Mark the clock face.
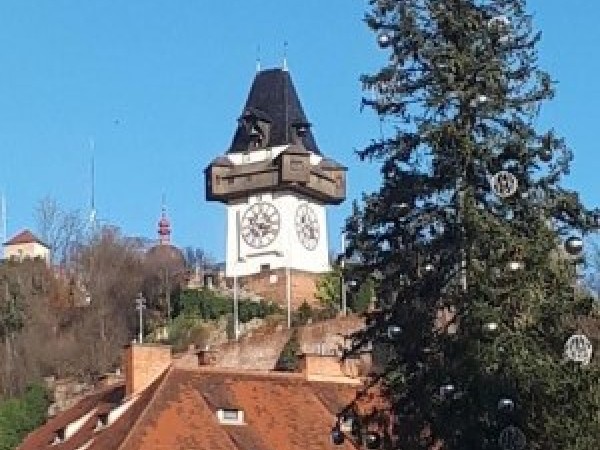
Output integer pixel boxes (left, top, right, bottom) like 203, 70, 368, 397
240, 202, 281, 249
295, 203, 320, 251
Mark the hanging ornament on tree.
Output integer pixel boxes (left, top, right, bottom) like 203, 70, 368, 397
539, 148, 552, 162
439, 384, 458, 400
498, 426, 526, 450
330, 424, 345, 445
488, 15, 511, 44
423, 263, 434, 273
387, 325, 402, 341
377, 31, 392, 48
564, 236, 584, 256
469, 94, 488, 107
394, 202, 411, 217
528, 187, 545, 203
507, 260, 524, 271
497, 398, 515, 413
483, 321, 499, 335
589, 210, 600, 229
364, 432, 381, 449
488, 15, 510, 29
491, 171, 518, 198
564, 334, 593, 366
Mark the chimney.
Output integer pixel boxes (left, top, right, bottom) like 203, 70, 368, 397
122, 343, 171, 396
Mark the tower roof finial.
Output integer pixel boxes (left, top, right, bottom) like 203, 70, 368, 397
256, 45, 261, 72
282, 41, 288, 72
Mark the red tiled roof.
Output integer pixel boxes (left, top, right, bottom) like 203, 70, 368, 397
119, 368, 363, 450
19, 366, 387, 450
3, 229, 49, 247
18, 383, 126, 450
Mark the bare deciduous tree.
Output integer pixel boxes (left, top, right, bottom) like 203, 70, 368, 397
35, 197, 86, 266
0, 223, 163, 401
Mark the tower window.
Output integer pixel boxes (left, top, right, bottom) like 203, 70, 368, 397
290, 159, 304, 171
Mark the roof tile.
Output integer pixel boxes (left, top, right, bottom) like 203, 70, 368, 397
19, 366, 385, 450
228, 68, 321, 155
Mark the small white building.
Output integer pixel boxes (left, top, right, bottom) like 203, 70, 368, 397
2, 229, 50, 263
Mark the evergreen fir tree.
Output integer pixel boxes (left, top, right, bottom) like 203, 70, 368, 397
345, 1, 600, 448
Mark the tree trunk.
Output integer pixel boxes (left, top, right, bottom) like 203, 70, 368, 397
4, 334, 12, 397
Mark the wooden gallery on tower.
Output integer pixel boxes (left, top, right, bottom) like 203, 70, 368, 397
205, 67, 347, 309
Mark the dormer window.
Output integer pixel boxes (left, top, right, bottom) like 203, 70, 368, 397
217, 408, 245, 425
51, 428, 65, 445
292, 122, 310, 137
249, 124, 262, 146
95, 413, 109, 431
240, 109, 271, 149
292, 121, 311, 144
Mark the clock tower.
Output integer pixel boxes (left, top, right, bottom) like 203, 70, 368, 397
205, 67, 346, 307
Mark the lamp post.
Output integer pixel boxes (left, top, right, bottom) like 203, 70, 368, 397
134, 293, 146, 344
233, 211, 241, 340
286, 223, 293, 328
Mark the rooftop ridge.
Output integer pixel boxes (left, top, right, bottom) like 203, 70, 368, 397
103, 366, 172, 450
174, 365, 307, 379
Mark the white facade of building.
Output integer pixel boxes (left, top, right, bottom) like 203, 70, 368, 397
224, 145, 330, 277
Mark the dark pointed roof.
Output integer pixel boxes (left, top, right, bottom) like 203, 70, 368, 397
228, 68, 321, 155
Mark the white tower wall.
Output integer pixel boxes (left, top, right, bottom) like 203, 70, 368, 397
223, 144, 331, 278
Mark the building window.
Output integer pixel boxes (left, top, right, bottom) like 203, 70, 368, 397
269, 274, 278, 284
95, 413, 109, 431
260, 264, 270, 272
228, 177, 235, 185
218, 408, 244, 425
51, 428, 65, 445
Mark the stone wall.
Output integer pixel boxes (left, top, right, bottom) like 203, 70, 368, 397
298, 315, 365, 355
232, 268, 321, 309
174, 315, 366, 372
211, 325, 292, 370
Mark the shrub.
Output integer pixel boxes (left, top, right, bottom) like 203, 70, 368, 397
174, 289, 283, 323
0, 383, 50, 450
274, 329, 300, 372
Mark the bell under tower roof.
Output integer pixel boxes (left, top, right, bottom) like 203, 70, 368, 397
228, 68, 321, 155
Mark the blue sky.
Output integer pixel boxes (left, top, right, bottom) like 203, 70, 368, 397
0, 1, 598, 261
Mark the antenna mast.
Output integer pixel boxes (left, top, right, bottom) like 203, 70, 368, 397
89, 138, 97, 230
0, 193, 6, 258
283, 41, 289, 141
282, 41, 288, 71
